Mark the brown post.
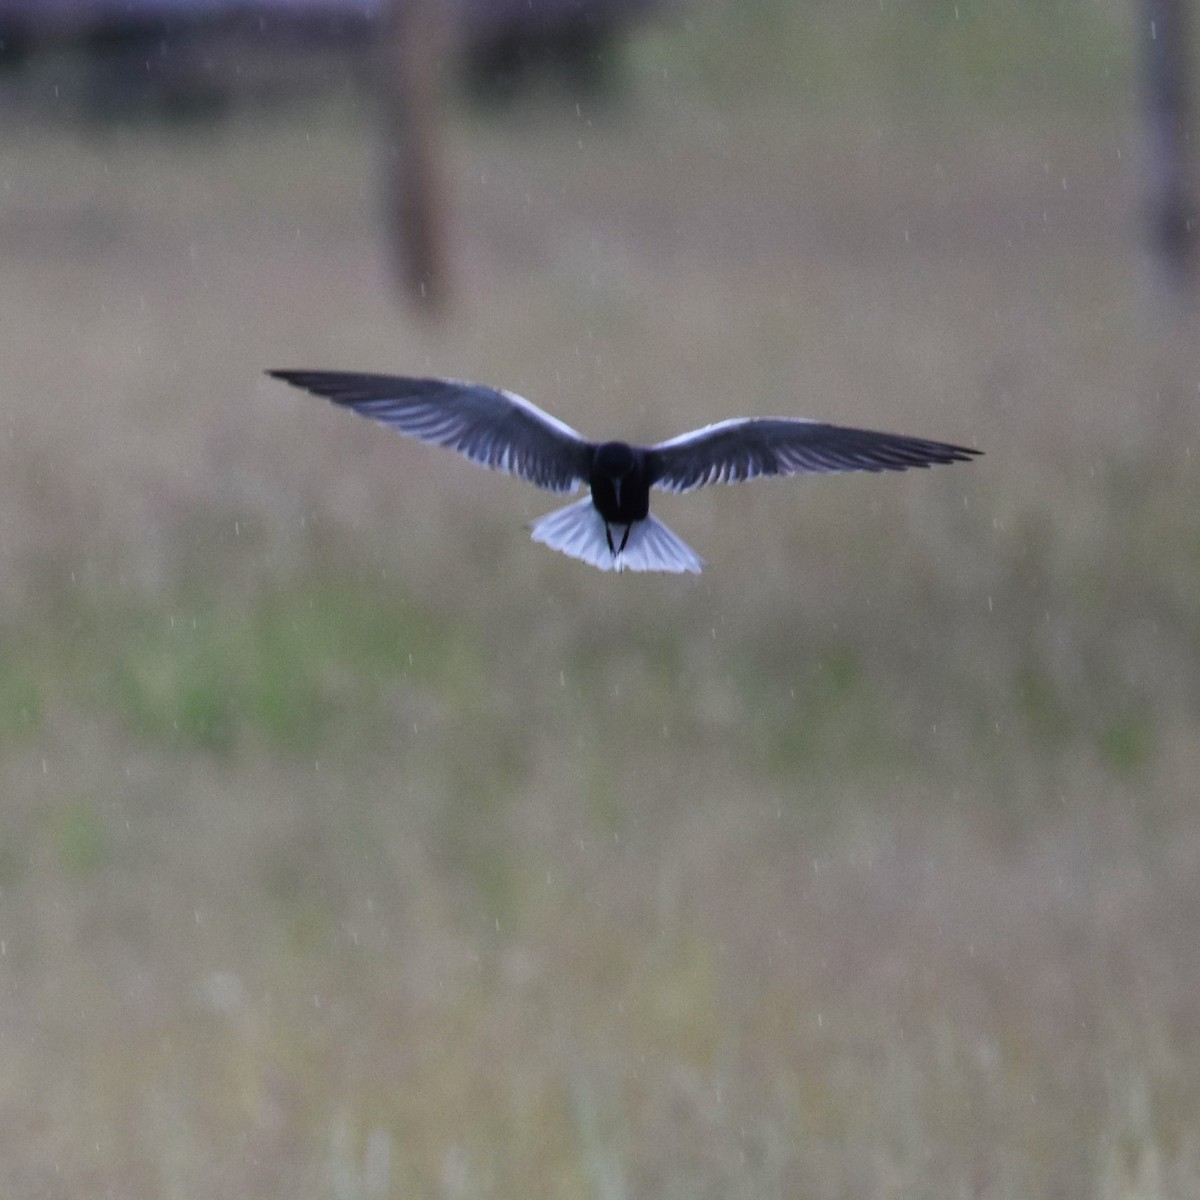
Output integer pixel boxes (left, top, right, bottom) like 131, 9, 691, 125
381, 0, 452, 314
1139, 0, 1197, 300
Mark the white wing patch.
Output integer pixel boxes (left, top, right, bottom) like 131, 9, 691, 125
498, 388, 589, 442
651, 416, 816, 450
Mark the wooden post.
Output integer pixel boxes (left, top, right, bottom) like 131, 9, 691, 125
1139, 0, 1197, 300
381, 0, 452, 314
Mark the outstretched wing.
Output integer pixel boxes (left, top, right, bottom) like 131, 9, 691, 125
648, 418, 981, 493
268, 370, 593, 494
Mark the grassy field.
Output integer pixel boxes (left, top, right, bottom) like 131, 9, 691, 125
3, 1, 1200, 1196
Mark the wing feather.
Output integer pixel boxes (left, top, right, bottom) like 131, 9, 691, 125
648, 418, 980, 493
268, 370, 592, 494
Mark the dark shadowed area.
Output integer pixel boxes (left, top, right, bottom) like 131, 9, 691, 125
1, 1, 1199, 1196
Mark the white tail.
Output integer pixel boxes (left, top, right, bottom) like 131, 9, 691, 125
529, 498, 703, 574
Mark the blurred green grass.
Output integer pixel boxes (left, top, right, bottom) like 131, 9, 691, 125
2, 0, 1200, 1196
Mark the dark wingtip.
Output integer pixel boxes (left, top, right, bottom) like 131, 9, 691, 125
265, 370, 353, 403
931, 443, 983, 465
266, 369, 307, 385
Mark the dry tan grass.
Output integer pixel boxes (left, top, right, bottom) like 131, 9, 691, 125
2, 3, 1199, 1196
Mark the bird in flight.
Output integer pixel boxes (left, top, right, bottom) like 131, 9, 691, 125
268, 369, 980, 574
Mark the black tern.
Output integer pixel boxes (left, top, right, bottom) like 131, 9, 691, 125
268, 369, 981, 573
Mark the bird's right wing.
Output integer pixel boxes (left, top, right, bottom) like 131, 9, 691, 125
268, 370, 594, 494
648, 418, 981, 493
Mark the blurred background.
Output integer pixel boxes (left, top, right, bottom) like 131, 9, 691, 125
2, 0, 1199, 1196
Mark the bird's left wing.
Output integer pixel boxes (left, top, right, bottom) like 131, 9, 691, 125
268, 370, 593, 494
648, 418, 981, 493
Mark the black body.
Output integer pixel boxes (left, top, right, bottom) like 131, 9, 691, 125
587, 441, 653, 553
589, 442, 651, 522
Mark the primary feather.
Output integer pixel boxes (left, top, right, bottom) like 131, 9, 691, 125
648, 418, 980, 493
268, 370, 592, 494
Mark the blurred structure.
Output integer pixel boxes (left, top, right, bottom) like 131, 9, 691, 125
456, 0, 654, 101
0, 0, 662, 116
1138, 0, 1197, 302
0, 0, 665, 310
0, 1, 377, 117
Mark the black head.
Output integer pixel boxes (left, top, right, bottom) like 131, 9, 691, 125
594, 441, 637, 477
